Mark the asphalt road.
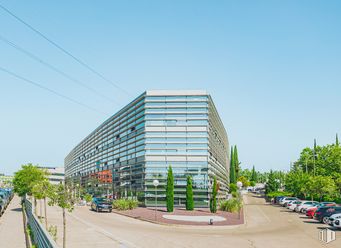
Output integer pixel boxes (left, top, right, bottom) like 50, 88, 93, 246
44, 194, 341, 248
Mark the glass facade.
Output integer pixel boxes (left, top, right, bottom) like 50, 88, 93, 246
65, 90, 229, 207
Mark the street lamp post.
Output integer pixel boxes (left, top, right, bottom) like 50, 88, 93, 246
236, 181, 243, 219
153, 179, 159, 221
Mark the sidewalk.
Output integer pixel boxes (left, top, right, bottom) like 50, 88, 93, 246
36, 201, 123, 248
0, 195, 26, 248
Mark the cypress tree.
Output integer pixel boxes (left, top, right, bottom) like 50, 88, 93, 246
336, 134, 339, 147
251, 165, 257, 183
166, 166, 174, 212
234, 146, 239, 179
229, 147, 236, 184
210, 177, 217, 213
186, 176, 194, 210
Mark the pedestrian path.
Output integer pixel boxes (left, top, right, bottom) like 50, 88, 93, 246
0, 195, 26, 248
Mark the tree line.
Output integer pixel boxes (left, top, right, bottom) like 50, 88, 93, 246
265, 135, 341, 203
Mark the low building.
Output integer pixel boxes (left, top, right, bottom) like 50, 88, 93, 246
38, 167, 65, 184
0, 174, 14, 187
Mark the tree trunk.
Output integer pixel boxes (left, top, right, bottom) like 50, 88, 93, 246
63, 208, 66, 248
34, 198, 37, 216
44, 197, 48, 229
40, 199, 43, 220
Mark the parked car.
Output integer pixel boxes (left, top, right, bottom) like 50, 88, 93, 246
279, 197, 299, 207
0, 191, 9, 207
288, 200, 302, 211
306, 207, 317, 218
0, 198, 5, 216
91, 197, 113, 212
327, 213, 341, 226
314, 206, 341, 223
274, 196, 285, 204
334, 219, 341, 229
305, 202, 336, 217
295, 201, 319, 213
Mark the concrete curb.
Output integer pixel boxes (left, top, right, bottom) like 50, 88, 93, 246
111, 209, 245, 229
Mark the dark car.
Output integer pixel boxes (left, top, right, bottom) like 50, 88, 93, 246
314, 206, 341, 223
91, 198, 112, 212
274, 196, 284, 204
0, 198, 5, 216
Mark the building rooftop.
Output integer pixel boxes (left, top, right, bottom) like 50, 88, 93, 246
145, 90, 208, 96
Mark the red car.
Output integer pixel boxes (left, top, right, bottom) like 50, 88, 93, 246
306, 207, 317, 218
306, 202, 336, 218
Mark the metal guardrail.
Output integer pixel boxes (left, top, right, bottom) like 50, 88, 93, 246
24, 198, 58, 248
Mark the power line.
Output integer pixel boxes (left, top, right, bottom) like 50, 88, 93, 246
0, 66, 108, 115
0, 34, 120, 105
0, 3, 130, 96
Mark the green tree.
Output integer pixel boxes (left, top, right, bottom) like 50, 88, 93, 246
166, 166, 174, 212
336, 133, 339, 147
307, 175, 336, 201
210, 177, 218, 213
265, 170, 279, 194
295, 144, 341, 177
12, 163, 48, 196
229, 147, 236, 184
251, 165, 257, 184
237, 176, 250, 187
239, 168, 252, 181
335, 174, 341, 195
32, 179, 53, 229
186, 176, 194, 211
234, 146, 241, 179
285, 171, 311, 198
49, 183, 75, 248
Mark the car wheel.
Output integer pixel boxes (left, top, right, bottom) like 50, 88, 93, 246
323, 217, 329, 224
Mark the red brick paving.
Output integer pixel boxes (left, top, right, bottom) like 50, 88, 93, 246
112, 207, 244, 226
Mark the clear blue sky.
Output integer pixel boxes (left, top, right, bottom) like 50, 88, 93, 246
1, 1, 340, 175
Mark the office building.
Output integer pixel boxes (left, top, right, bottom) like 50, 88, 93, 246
65, 90, 229, 207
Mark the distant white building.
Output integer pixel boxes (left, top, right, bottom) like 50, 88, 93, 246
0, 174, 14, 187
38, 167, 65, 184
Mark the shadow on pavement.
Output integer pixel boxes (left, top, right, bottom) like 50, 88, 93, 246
299, 216, 310, 219
303, 220, 321, 224
11, 208, 22, 212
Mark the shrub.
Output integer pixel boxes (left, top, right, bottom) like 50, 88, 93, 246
210, 177, 218, 213
84, 193, 92, 203
112, 199, 139, 211
186, 176, 194, 210
220, 198, 242, 213
48, 225, 57, 242
229, 183, 237, 193
166, 166, 174, 212
266, 191, 292, 199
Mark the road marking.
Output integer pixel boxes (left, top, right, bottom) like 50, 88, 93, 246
67, 212, 139, 248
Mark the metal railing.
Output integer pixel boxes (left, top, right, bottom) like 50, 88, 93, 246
24, 198, 58, 248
